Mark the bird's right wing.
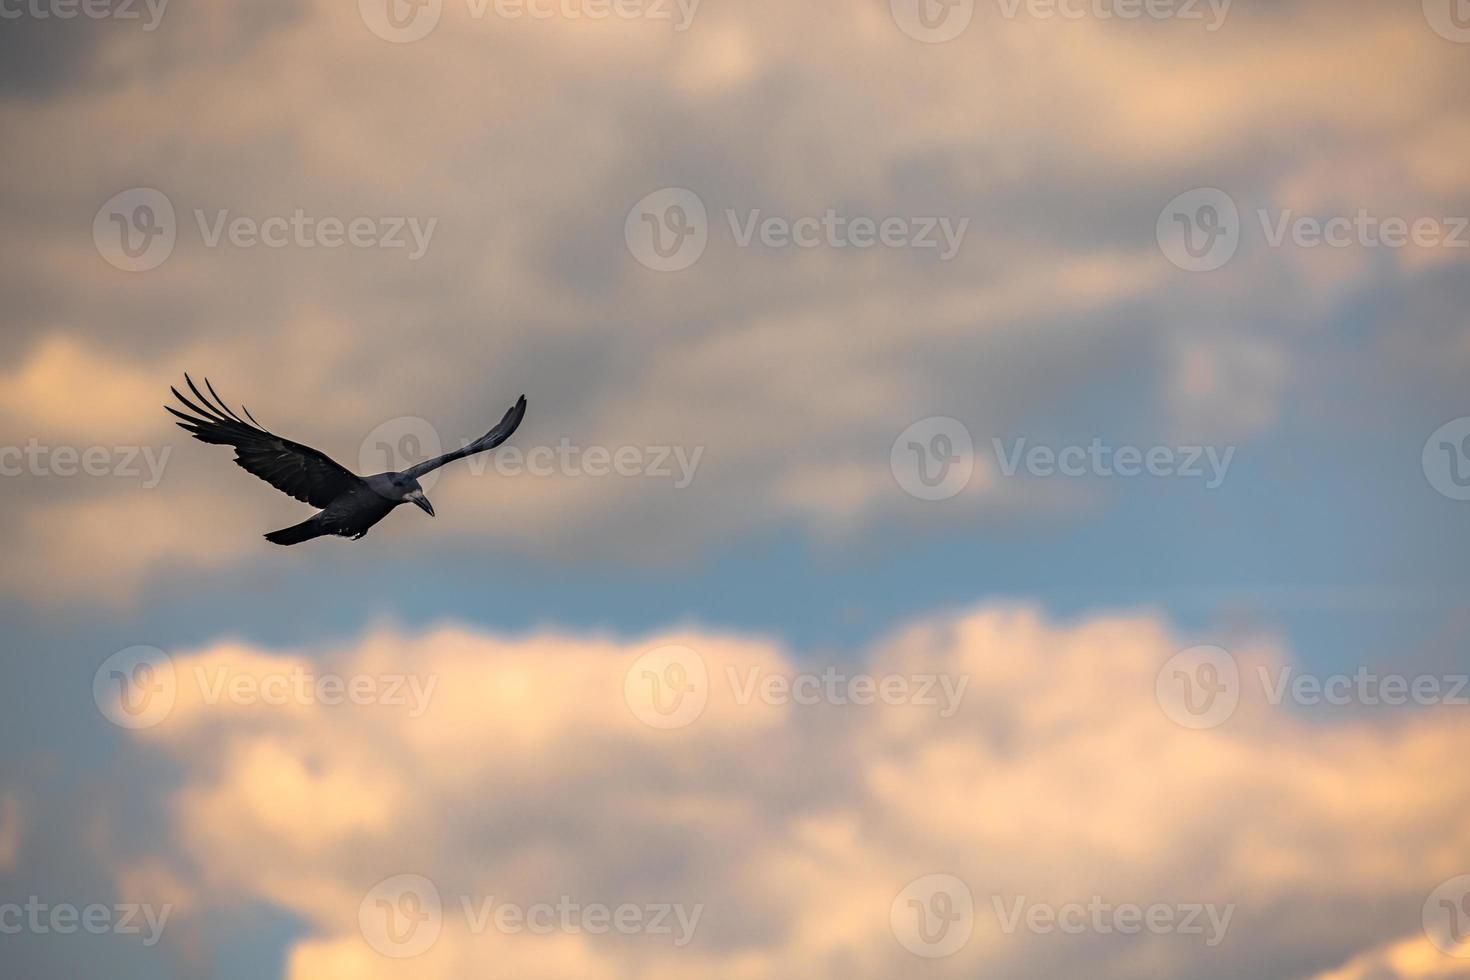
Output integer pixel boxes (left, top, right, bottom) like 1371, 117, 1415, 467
167, 375, 364, 509
404, 395, 527, 480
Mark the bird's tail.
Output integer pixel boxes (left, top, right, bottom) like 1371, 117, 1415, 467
264, 518, 326, 546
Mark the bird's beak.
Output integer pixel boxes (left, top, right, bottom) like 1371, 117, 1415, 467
408, 491, 434, 517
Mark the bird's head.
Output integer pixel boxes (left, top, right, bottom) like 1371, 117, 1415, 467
393, 476, 434, 517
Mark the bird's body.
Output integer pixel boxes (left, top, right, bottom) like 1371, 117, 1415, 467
167, 376, 526, 546
264, 480, 400, 545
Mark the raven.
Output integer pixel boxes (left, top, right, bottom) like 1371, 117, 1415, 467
167, 375, 526, 546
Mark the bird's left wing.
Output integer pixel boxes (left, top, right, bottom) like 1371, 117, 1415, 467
167, 375, 364, 508
404, 395, 527, 480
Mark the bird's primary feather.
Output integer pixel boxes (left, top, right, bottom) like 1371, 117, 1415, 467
168, 374, 364, 509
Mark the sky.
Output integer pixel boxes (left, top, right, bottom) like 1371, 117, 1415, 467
2, 0, 1470, 977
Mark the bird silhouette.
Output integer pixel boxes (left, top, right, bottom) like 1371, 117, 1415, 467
167, 375, 526, 546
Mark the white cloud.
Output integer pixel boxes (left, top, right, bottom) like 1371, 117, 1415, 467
116, 605, 1470, 978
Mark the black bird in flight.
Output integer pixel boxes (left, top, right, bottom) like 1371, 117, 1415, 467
167, 375, 527, 546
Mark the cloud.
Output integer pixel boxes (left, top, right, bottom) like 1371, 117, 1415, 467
2, 0, 1467, 600
111, 605, 1470, 978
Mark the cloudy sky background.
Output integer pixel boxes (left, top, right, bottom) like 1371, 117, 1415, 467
2, 0, 1470, 976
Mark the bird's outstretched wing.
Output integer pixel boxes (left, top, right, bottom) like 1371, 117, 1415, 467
404, 395, 527, 480
167, 375, 364, 508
